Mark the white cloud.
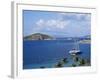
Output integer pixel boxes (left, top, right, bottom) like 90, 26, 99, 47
46, 20, 57, 27
36, 19, 70, 30
54, 20, 69, 29
35, 13, 90, 31
36, 19, 44, 27
58, 12, 91, 21
34, 12, 90, 35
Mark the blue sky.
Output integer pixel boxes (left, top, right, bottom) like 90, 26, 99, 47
23, 10, 91, 37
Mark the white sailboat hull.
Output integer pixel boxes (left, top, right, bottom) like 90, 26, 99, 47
69, 50, 81, 55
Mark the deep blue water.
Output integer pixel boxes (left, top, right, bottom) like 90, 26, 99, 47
23, 40, 91, 69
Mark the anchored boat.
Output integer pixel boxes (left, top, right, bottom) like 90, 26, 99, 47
69, 38, 82, 55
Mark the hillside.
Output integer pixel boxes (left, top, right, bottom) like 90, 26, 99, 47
24, 33, 54, 40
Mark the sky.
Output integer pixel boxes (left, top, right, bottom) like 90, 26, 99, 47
23, 10, 91, 37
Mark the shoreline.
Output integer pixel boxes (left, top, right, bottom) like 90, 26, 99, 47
79, 40, 91, 44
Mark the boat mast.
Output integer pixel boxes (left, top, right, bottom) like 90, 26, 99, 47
74, 38, 79, 50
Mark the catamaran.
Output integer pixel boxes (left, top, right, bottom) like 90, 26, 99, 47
69, 38, 82, 55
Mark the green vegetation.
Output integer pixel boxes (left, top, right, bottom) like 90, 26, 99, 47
70, 55, 90, 67
54, 58, 68, 68
72, 56, 79, 62
71, 64, 77, 67
62, 58, 68, 63
79, 58, 86, 66
54, 55, 90, 68
55, 62, 64, 68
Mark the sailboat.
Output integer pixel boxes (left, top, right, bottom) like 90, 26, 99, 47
69, 38, 82, 55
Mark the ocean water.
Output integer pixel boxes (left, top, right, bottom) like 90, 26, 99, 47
23, 40, 91, 69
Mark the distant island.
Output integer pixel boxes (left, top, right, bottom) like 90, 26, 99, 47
79, 35, 91, 44
24, 33, 91, 43
24, 33, 54, 40
79, 40, 91, 44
